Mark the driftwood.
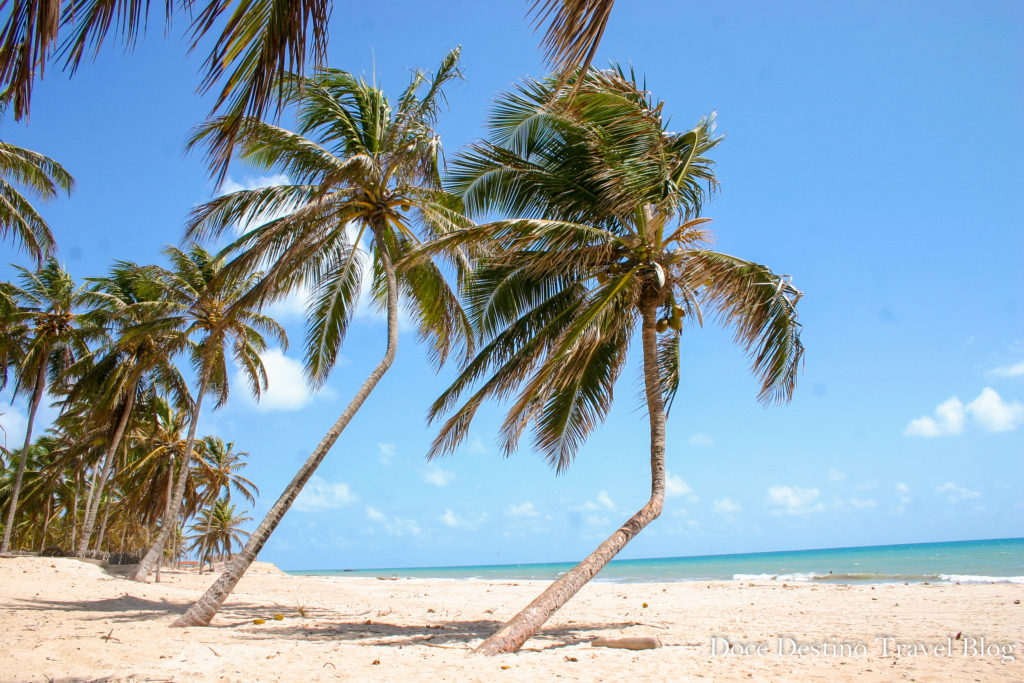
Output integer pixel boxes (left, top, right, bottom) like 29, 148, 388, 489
590, 636, 662, 650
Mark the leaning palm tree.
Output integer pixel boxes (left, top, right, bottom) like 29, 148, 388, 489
0, 260, 92, 552
0, 0, 615, 178
0, 140, 74, 262
131, 244, 284, 582
420, 67, 805, 654
173, 49, 471, 626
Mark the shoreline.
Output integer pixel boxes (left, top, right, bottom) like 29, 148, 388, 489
3, 555, 1022, 681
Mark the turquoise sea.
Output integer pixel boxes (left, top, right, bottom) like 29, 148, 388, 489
290, 537, 1024, 584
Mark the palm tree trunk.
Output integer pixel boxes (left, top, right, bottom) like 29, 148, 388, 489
94, 493, 112, 552
1, 356, 47, 553
39, 497, 51, 552
70, 471, 80, 551
133, 379, 208, 581
174, 229, 401, 627
77, 382, 137, 556
474, 290, 668, 655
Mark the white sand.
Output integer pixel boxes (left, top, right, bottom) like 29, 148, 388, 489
2, 556, 1022, 681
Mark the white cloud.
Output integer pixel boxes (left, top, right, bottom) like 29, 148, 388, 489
935, 482, 981, 503
665, 474, 698, 500
464, 432, 489, 455
365, 506, 421, 536
575, 490, 617, 513
766, 485, 824, 515
826, 468, 847, 482
713, 498, 742, 515
220, 173, 291, 196
293, 476, 358, 511
235, 348, 320, 412
905, 388, 1023, 436
687, 433, 715, 447
596, 491, 615, 510
421, 466, 456, 487
439, 509, 461, 527
848, 497, 877, 510
989, 361, 1024, 378
378, 442, 396, 466
505, 502, 539, 518
965, 388, 1024, 432
904, 396, 965, 437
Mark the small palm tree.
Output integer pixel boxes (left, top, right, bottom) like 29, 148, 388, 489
422, 67, 805, 654
0, 260, 92, 552
0, 139, 74, 262
196, 436, 259, 506
131, 244, 284, 581
188, 498, 252, 569
174, 48, 471, 627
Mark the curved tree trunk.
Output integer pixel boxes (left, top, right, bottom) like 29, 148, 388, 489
474, 291, 668, 655
77, 382, 137, 556
1, 356, 47, 553
133, 379, 208, 581
174, 231, 401, 627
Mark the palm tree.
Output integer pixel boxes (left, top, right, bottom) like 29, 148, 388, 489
0, 260, 92, 552
196, 436, 259, 506
131, 244, 284, 581
173, 48, 471, 627
188, 498, 252, 568
0, 1, 615, 178
69, 261, 191, 556
192, 437, 258, 574
0, 140, 74, 262
421, 67, 805, 654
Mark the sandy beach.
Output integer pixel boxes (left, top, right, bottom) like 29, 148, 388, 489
2, 556, 1022, 682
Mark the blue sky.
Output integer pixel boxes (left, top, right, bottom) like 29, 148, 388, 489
1, 0, 1021, 570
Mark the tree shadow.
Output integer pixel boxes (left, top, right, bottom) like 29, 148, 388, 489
230, 618, 640, 651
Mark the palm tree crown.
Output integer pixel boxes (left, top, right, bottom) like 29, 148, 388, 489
186, 46, 472, 382
0, 140, 74, 263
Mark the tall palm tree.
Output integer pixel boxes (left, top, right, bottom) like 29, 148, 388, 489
0, 0, 615, 178
69, 261, 191, 556
0, 140, 74, 262
132, 244, 284, 581
173, 48, 471, 627
421, 67, 805, 654
0, 260, 91, 552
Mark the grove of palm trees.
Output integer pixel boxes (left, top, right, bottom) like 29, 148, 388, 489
3, 1, 1014, 680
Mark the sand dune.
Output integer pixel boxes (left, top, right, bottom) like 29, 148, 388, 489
2, 556, 1022, 681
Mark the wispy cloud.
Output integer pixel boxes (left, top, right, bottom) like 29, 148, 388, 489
365, 507, 421, 536
713, 498, 742, 515
0, 406, 28, 450
294, 476, 358, 511
505, 502, 539, 518
666, 474, 699, 501
439, 509, 488, 529
896, 482, 912, 504
989, 361, 1024, 378
420, 466, 456, 487
826, 468, 847, 482
935, 482, 981, 502
378, 442, 396, 466
687, 433, 715, 447
766, 485, 824, 515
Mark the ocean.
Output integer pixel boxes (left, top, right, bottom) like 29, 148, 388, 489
290, 537, 1024, 584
